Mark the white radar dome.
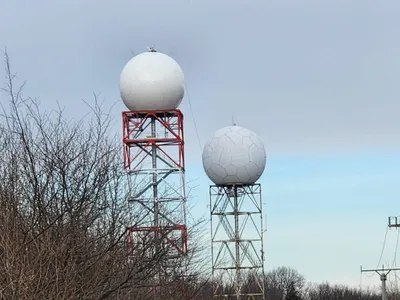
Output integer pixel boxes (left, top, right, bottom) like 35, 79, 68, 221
202, 125, 266, 186
119, 51, 185, 111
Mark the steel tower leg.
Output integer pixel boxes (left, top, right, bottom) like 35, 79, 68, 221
123, 110, 188, 298
210, 184, 265, 300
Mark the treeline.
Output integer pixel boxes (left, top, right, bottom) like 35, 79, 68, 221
192, 267, 383, 300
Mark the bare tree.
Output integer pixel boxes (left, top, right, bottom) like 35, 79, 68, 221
186, 263, 384, 300
386, 273, 400, 300
304, 282, 381, 300
265, 266, 306, 300
0, 52, 205, 300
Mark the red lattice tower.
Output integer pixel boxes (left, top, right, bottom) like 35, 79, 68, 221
123, 109, 187, 259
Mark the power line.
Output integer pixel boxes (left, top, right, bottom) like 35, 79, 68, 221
392, 229, 400, 268
363, 227, 390, 278
377, 227, 390, 268
362, 218, 400, 286
390, 222, 400, 286
388, 216, 400, 284
183, 82, 215, 214
184, 83, 202, 152
184, 82, 214, 189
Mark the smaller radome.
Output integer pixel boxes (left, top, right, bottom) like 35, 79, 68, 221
119, 50, 185, 111
202, 125, 266, 186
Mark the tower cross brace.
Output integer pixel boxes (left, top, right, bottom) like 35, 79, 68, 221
122, 109, 188, 297
210, 183, 265, 300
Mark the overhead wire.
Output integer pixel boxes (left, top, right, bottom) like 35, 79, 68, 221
184, 80, 216, 279
184, 82, 214, 187
377, 226, 389, 268
363, 226, 389, 278
184, 83, 203, 152
392, 228, 400, 267
183, 82, 214, 217
392, 229, 400, 286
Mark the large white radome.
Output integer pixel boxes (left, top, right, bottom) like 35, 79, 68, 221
120, 51, 185, 111
202, 126, 266, 186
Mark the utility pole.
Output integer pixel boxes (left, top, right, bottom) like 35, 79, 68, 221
389, 216, 400, 229
361, 266, 400, 300
360, 217, 400, 300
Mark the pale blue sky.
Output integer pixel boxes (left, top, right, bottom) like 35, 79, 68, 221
1, 0, 400, 290
187, 152, 400, 289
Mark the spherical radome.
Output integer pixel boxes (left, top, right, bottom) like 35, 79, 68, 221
119, 51, 185, 111
202, 125, 266, 186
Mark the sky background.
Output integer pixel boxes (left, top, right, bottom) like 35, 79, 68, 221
1, 0, 400, 291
